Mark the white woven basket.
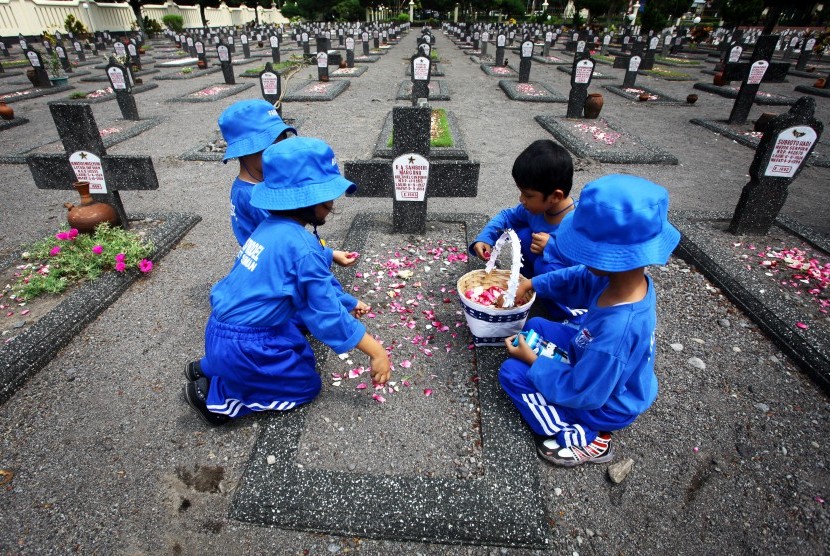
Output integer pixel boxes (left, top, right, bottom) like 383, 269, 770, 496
457, 229, 535, 346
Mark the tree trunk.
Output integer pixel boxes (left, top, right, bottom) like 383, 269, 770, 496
763, 4, 783, 34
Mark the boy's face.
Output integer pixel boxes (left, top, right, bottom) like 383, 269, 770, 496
518, 186, 559, 215
313, 200, 334, 225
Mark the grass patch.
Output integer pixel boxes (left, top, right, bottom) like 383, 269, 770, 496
3, 59, 30, 68
242, 59, 302, 75
69, 91, 88, 99
593, 54, 614, 63
641, 67, 692, 79
388, 108, 453, 148
655, 56, 700, 66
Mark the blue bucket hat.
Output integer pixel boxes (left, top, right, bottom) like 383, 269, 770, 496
218, 99, 296, 163
250, 137, 357, 210
556, 174, 680, 272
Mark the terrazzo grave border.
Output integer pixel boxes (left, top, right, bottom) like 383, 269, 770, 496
168, 82, 255, 103
395, 79, 450, 101
0, 116, 164, 165
498, 80, 567, 103
0, 212, 202, 405
671, 210, 830, 395
535, 114, 679, 164
230, 212, 550, 549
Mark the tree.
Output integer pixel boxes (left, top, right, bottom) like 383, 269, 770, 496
638, 0, 689, 32
715, 0, 763, 28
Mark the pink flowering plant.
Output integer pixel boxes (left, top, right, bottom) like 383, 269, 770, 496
7, 223, 153, 301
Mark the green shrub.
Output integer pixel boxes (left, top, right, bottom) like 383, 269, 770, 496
162, 14, 184, 33
396, 13, 409, 23
143, 16, 163, 38
64, 14, 88, 39
69, 91, 88, 99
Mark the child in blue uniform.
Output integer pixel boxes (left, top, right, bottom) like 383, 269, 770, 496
219, 99, 296, 246
470, 140, 584, 323
184, 137, 390, 426
500, 175, 680, 466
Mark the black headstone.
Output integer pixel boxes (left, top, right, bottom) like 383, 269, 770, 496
217, 43, 235, 84
729, 97, 823, 234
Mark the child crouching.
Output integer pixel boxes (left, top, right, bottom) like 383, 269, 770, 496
500, 175, 680, 466
184, 137, 390, 425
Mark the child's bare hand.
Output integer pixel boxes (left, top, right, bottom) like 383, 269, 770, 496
515, 278, 534, 303
333, 250, 360, 267
530, 232, 550, 254
351, 300, 371, 318
369, 352, 391, 384
505, 334, 538, 365
472, 242, 492, 262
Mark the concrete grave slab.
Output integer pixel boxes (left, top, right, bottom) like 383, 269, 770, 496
794, 84, 830, 98
372, 109, 468, 160
0, 116, 29, 131
0, 84, 73, 103
0, 116, 164, 164
395, 79, 450, 101
330, 65, 368, 78
535, 115, 679, 164
230, 212, 550, 549
61, 82, 158, 104
80, 69, 160, 82
168, 82, 254, 103
532, 54, 570, 65
689, 118, 830, 168
353, 55, 380, 63
604, 84, 686, 104
693, 82, 796, 105
498, 80, 567, 102
672, 211, 830, 394
283, 79, 350, 101
700, 69, 791, 83
154, 66, 222, 80
0, 213, 201, 405
480, 63, 517, 77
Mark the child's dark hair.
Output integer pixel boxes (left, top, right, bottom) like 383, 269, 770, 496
511, 140, 573, 197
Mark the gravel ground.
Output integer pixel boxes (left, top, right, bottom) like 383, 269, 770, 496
0, 29, 829, 555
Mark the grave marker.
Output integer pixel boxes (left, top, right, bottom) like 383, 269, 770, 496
728, 97, 823, 234
217, 43, 235, 84
345, 36, 355, 67
259, 62, 281, 111
56, 45, 72, 73
495, 33, 506, 66
566, 56, 595, 118
723, 35, 790, 125
241, 33, 251, 59
518, 39, 533, 83
26, 103, 159, 229
410, 52, 431, 105
270, 34, 281, 63
126, 42, 141, 70
795, 37, 816, 71
344, 105, 480, 234
105, 57, 139, 121
316, 50, 329, 81
26, 50, 51, 87
73, 41, 86, 62
362, 31, 370, 56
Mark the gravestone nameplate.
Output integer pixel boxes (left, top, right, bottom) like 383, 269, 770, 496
567, 57, 594, 118
410, 52, 431, 105
270, 34, 280, 63
259, 62, 281, 111
345, 36, 355, 67
519, 39, 533, 83
106, 56, 139, 120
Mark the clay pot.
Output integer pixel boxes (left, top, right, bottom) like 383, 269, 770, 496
813, 77, 826, 89
196, 59, 207, 70
320, 74, 329, 82
0, 101, 13, 120
134, 77, 143, 85
638, 92, 650, 101
257, 41, 264, 48
754, 112, 777, 133
339, 60, 347, 69
64, 181, 118, 233
583, 93, 604, 119
713, 71, 726, 86
807, 66, 816, 73
686, 94, 698, 104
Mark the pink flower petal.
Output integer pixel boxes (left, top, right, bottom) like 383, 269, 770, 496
796, 322, 809, 329
423, 388, 433, 396
400, 359, 412, 369
372, 393, 386, 403
356, 382, 368, 390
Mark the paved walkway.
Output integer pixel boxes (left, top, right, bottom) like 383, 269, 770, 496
0, 30, 828, 554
